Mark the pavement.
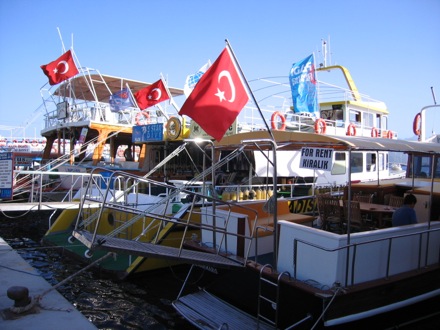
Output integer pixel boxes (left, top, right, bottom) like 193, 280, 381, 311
0, 236, 96, 330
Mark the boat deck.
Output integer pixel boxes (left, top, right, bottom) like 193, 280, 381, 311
173, 290, 274, 330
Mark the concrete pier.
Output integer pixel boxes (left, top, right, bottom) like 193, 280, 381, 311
0, 236, 96, 329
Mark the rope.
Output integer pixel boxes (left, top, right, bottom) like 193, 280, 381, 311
35, 252, 114, 301
310, 286, 343, 330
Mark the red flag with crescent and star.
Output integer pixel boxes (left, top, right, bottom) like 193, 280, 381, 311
179, 47, 249, 141
134, 79, 170, 110
40, 50, 79, 85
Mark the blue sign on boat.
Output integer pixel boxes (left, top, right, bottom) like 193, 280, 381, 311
132, 123, 164, 143
0, 152, 13, 199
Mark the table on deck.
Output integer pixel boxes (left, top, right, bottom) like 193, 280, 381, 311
339, 200, 396, 228
357, 202, 396, 228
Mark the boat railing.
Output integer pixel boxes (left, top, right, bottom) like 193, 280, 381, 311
42, 98, 170, 130
214, 181, 345, 203
291, 225, 440, 288
11, 169, 105, 204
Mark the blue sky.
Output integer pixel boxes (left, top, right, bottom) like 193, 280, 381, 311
0, 0, 439, 140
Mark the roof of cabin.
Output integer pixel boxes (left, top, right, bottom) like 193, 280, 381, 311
215, 131, 440, 154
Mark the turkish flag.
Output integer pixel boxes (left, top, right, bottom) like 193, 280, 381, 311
179, 47, 249, 141
134, 79, 170, 110
40, 50, 79, 85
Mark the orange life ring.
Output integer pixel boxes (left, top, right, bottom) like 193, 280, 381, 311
413, 113, 421, 136
346, 123, 356, 136
371, 127, 379, 138
314, 118, 327, 134
387, 130, 394, 139
135, 111, 151, 125
270, 111, 286, 130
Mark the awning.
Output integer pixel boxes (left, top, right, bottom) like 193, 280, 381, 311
215, 131, 440, 155
52, 72, 184, 103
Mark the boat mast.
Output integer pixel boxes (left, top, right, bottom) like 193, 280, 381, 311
322, 38, 328, 68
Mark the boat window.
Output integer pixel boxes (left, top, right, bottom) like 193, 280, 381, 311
349, 110, 361, 126
331, 152, 346, 175
335, 109, 344, 127
381, 116, 388, 131
378, 153, 385, 171
366, 153, 376, 171
409, 155, 440, 178
375, 114, 381, 130
363, 113, 374, 129
350, 153, 363, 173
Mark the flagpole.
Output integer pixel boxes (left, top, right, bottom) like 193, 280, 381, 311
160, 73, 181, 114
57, 27, 66, 53
125, 83, 140, 109
225, 39, 275, 142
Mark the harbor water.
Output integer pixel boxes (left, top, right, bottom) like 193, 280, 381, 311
1, 210, 440, 330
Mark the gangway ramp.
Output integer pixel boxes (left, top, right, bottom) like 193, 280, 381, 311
72, 229, 245, 268
173, 289, 274, 330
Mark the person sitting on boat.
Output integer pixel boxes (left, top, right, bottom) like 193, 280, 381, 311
392, 194, 417, 226
124, 144, 134, 161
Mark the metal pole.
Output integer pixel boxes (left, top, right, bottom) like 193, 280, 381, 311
185, 138, 216, 249
225, 39, 276, 142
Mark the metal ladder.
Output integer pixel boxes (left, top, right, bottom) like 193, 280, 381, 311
257, 264, 291, 329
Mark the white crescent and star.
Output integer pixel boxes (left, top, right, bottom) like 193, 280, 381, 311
215, 70, 236, 103
53, 60, 69, 74
148, 88, 161, 101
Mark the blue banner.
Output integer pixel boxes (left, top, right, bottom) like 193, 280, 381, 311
289, 54, 318, 115
109, 88, 134, 112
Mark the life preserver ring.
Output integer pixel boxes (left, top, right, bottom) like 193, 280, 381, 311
31, 140, 38, 147
346, 123, 356, 136
270, 111, 286, 130
371, 127, 379, 138
166, 117, 182, 140
12, 139, 18, 144
387, 130, 394, 139
413, 112, 421, 136
135, 111, 151, 125
314, 118, 327, 134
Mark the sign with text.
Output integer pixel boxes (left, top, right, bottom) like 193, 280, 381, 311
0, 152, 13, 199
190, 120, 237, 139
299, 147, 333, 171
14, 156, 34, 167
133, 123, 164, 142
